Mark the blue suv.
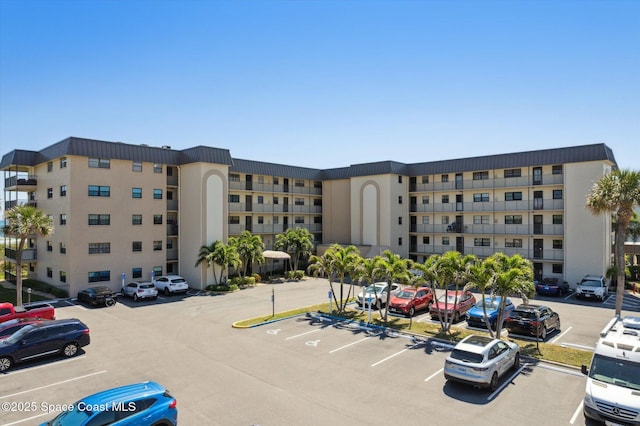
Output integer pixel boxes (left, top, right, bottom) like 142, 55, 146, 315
41, 381, 178, 425
467, 296, 514, 330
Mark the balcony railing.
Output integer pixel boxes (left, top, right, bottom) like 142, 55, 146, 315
4, 175, 38, 188
410, 174, 564, 193
4, 248, 37, 261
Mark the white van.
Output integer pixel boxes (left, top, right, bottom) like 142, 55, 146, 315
581, 316, 640, 425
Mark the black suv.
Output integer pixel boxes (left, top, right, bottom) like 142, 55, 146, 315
505, 304, 561, 340
0, 318, 90, 372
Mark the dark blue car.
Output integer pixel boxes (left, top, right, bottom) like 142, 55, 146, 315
467, 297, 514, 330
41, 381, 177, 425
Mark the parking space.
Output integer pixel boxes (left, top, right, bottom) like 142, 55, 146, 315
0, 279, 636, 425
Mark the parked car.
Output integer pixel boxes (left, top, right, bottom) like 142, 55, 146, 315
0, 302, 55, 323
429, 290, 476, 322
77, 286, 118, 307
153, 275, 189, 296
356, 282, 401, 309
575, 275, 609, 301
0, 318, 90, 372
388, 286, 433, 317
40, 381, 178, 426
536, 277, 570, 296
505, 304, 561, 340
444, 334, 520, 391
0, 318, 48, 340
467, 297, 514, 330
121, 281, 158, 302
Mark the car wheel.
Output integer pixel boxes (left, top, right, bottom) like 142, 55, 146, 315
513, 352, 520, 369
556, 319, 561, 332
62, 343, 78, 358
121, 289, 125, 297
540, 327, 547, 340
374, 300, 381, 310
0, 356, 13, 372
133, 293, 139, 302
453, 312, 460, 323
408, 307, 415, 317
164, 287, 170, 296
489, 372, 499, 391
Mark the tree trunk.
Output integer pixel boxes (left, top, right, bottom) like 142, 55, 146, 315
15, 237, 27, 306
615, 220, 628, 316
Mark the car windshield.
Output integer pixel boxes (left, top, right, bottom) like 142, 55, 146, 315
49, 405, 92, 425
510, 310, 538, 320
3, 325, 35, 344
590, 354, 640, 390
171, 278, 186, 284
450, 349, 484, 364
438, 294, 459, 303
476, 299, 499, 309
366, 285, 386, 293
140, 284, 155, 289
580, 280, 601, 288
395, 290, 415, 299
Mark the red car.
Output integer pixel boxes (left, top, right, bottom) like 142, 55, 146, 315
388, 287, 434, 317
429, 290, 477, 322
0, 318, 48, 340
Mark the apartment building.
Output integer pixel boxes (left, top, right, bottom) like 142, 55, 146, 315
2, 137, 616, 296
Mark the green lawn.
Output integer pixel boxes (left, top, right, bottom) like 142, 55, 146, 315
0, 286, 51, 305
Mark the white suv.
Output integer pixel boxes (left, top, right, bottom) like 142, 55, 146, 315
153, 275, 189, 296
576, 275, 609, 301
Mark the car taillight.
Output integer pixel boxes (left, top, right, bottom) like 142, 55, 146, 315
472, 366, 488, 371
138, 289, 144, 293
530, 321, 540, 327
168, 399, 177, 409
82, 328, 90, 334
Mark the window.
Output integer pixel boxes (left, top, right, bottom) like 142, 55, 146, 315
132, 214, 142, 225
89, 158, 110, 168
47, 267, 53, 278
229, 194, 240, 203
473, 215, 490, 224
47, 161, 53, 172
552, 165, 563, 175
273, 177, 279, 185
167, 191, 173, 200
229, 216, 240, 224
505, 192, 522, 201
398, 237, 403, 245
166, 240, 173, 249
88, 214, 110, 225
88, 185, 110, 197
442, 195, 449, 203
153, 266, 163, 277
273, 197, 279, 205
153, 240, 162, 251
60, 157, 67, 168
314, 180, 322, 189
473, 171, 489, 180
398, 217, 403, 225
552, 264, 563, 274
441, 216, 449, 224
473, 193, 489, 202
398, 196, 403, 204
153, 189, 163, 199
132, 161, 142, 172
167, 167, 173, 176
47, 241, 53, 252
553, 240, 563, 249
295, 179, 305, 187
505, 215, 522, 224
504, 168, 521, 178
60, 271, 67, 283
153, 214, 163, 225
441, 174, 449, 182
230, 174, 240, 182
273, 216, 279, 224
132, 188, 142, 198
47, 188, 53, 199
153, 163, 162, 173
295, 216, 304, 224
132, 241, 142, 252
89, 243, 110, 254
474, 238, 491, 246
553, 215, 563, 224
59, 242, 66, 254
422, 176, 429, 184
505, 238, 523, 248
60, 185, 67, 196
132, 268, 142, 279
398, 176, 403, 183
60, 214, 67, 225
167, 214, 176, 224
422, 236, 430, 244
442, 237, 450, 245
257, 196, 264, 204
553, 190, 563, 199
422, 195, 430, 204
89, 271, 110, 282
422, 216, 430, 224
295, 198, 304, 206
258, 216, 264, 224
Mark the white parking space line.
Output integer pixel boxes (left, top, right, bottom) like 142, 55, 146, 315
486, 364, 526, 401
560, 342, 595, 351
1, 370, 107, 399
550, 326, 572, 344
329, 336, 377, 354
2, 355, 87, 376
569, 400, 584, 424
2, 412, 49, 426
424, 368, 443, 382
535, 363, 584, 377
285, 328, 322, 340
371, 343, 420, 367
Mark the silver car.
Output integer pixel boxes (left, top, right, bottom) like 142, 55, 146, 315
122, 281, 158, 302
444, 335, 520, 390
153, 275, 189, 296
356, 282, 401, 309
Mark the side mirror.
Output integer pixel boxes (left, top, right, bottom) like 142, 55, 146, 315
581, 365, 588, 375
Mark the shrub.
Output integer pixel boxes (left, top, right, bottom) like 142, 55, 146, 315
229, 276, 256, 287
252, 273, 262, 283
206, 283, 239, 292
287, 270, 305, 281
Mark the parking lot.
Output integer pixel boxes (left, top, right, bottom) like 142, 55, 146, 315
1, 279, 639, 426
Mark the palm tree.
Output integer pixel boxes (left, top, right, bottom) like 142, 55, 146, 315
195, 241, 220, 285
4, 205, 54, 305
430, 251, 476, 333
485, 252, 535, 337
212, 242, 241, 284
373, 250, 411, 321
229, 231, 265, 278
351, 256, 384, 321
586, 169, 640, 316
307, 244, 360, 312
274, 227, 314, 273
463, 256, 501, 338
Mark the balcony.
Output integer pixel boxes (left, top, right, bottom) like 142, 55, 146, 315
4, 175, 37, 189
4, 247, 37, 261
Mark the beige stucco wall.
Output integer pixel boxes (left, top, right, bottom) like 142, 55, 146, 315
321, 178, 351, 245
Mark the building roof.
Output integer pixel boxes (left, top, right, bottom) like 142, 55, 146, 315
230, 158, 324, 180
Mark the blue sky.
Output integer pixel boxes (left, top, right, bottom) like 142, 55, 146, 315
0, 0, 638, 171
